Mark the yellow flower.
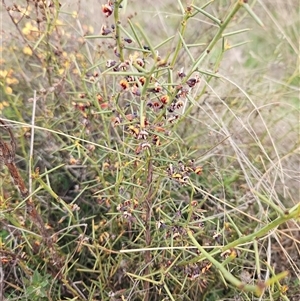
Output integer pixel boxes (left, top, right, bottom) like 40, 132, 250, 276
22, 22, 39, 37
55, 19, 64, 26
71, 11, 78, 18
5, 86, 12, 94
23, 46, 33, 56
22, 22, 32, 35
0, 101, 10, 111
6, 77, 19, 85
89, 26, 94, 34
0, 70, 8, 78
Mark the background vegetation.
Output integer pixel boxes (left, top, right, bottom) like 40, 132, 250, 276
0, 0, 299, 300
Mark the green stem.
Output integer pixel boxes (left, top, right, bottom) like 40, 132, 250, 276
190, 0, 243, 75
187, 228, 288, 296
114, 0, 124, 61
223, 203, 300, 251
187, 229, 262, 295
170, 8, 192, 67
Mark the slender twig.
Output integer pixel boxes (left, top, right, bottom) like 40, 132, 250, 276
114, 0, 125, 62
29, 90, 37, 196
143, 157, 154, 301
0, 119, 28, 197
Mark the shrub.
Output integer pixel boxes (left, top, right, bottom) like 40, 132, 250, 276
1, 1, 299, 300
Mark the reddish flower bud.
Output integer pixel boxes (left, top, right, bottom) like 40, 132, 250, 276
160, 95, 169, 104
120, 79, 129, 90
102, 2, 113, 17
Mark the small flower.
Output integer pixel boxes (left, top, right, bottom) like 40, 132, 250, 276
139, 77, 146, 85
152, 135, 160, 146
167, 103, 176, 113
141, 143, 151, 150
153, 126, 165, 133
5, 86, 12, 94
135, 144, 142, 155
96, 93, 103, 102
100, 102, 109, 109
125, 112, 138, 122
69, 156, 78, 165
177, 67, 186, 78
175, 100, 184, 109
186, 75, 200, 88
148, 82, 162, 93
106, 60, 117, 68
102, 2, 113, 17
146, 101, 153, 108
119, 62, 128, 71
157, 58, 168, 67
152, 101, 163, 111
194, 166, 202, 175
126, 75, 135, 82
86, 144, 96, 152
172, 173, 183, 180
137, 130, 148, 140
114, 47, 120, 57
135, 58, 145, 67
120, 79, 129, 90
124, 38, 133, 43
72, 101, 91, 111
127, 125, 140, 138
112, 116, 121, 127
156, 220, 166, 230
160, 94, 169, 104
177, 88, 189, 98
23, 46, 32, 56
154, 82, 162, 93
101, 24, 112, 36
131, 85, 140, 96
191, 200, 198, 207
167, 114, 179, 124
